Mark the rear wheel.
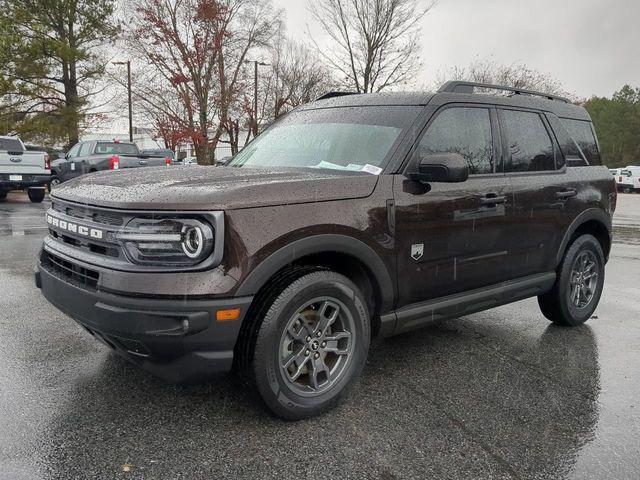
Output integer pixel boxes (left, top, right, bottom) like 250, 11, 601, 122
251, 270, 370, 420
0, 190, 6, 201
27, 188, 45, 203
538, 234, 605, 326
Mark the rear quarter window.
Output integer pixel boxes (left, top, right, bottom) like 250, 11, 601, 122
561, 118, 601, 166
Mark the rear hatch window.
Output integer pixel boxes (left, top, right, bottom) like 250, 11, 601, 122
0, 138, 23, 152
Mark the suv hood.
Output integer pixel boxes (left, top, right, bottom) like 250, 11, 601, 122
52, 166, 379, 210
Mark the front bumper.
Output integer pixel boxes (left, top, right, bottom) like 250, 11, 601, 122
0, 173, 50, 190
36, 255, 253, 383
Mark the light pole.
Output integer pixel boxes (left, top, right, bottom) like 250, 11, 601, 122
113, 60, 133, 142
243, 60, 269, 137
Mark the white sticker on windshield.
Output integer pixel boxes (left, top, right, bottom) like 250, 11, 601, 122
362, 164, 382, 175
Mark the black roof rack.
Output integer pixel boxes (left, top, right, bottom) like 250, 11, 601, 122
316, 91, 358, 101
438, 81, 570, 103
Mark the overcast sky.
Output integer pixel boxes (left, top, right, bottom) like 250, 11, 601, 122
272, 0, 640, 98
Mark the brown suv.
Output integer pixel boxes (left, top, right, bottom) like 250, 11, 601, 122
36, 81, 616, 419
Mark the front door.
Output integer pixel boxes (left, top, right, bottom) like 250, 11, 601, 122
394, 105, 510, 308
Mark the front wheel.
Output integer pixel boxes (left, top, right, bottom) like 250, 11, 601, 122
538, 234, 605, 326
27, 188, 45, 203
0, 191, 6, 202
252, 271, 370, 420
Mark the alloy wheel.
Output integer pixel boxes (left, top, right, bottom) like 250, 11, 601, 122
568, 251, 599, 309
279, 297, 355, 397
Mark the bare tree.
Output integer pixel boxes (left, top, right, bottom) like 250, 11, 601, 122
222, 36, 335, 155
268, 38, 336, 118
127, 0, 280, 163
308, 0, 436, 93
439, 59, 573, 98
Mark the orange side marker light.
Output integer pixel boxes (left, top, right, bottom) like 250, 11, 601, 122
216, 308, 241, 322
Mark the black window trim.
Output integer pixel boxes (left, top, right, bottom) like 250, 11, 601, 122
497, 106, 567, 177
400, 102, 504, 178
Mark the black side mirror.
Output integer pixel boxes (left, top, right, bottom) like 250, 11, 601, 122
407, 152, 469, 183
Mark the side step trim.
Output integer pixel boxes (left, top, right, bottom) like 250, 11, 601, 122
388, 272, 556, 336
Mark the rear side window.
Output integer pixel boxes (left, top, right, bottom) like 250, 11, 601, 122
501, 110, 556, 172
0, 137, 23, 152
561, 118, 601, 166
95, 142, 139, 155
418, 107, 495, 174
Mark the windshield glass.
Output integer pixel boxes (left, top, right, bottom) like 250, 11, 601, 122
229, 106, 420, 173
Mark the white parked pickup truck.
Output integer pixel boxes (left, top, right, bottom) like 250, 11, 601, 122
0, 136, 50, 203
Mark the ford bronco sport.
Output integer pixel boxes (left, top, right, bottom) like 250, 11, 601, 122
36, 81, 616, 419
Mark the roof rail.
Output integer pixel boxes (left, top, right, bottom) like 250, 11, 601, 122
316, 91, 358, 101
438, 81, 570, 103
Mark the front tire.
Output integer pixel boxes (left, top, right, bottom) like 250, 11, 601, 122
538, 234, 605, 326
252, 271, 370, 420
0, 191, 6, 202
27, 188, 45, 203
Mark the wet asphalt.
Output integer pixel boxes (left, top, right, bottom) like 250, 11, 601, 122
0, 191, 639, 479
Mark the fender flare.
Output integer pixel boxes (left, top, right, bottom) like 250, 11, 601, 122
556, 208, 612, 265
235, 234, 395, 312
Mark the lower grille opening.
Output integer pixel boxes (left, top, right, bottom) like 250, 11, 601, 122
42, 251, 99, 291
61, 234, 80, 247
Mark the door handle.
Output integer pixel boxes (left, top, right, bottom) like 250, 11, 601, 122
480, 194, 507, 206
139, 160, 148, 165
555, 189, 577, 199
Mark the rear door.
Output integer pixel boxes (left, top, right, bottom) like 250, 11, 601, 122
394, 104, 511, 307
499, 108, 572, 280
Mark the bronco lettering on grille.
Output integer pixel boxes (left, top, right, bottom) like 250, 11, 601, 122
46, 214, 104, 240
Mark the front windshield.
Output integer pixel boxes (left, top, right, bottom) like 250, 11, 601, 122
229, 106, 420, 173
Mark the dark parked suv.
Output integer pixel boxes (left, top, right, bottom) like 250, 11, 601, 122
36, 82, 616, 419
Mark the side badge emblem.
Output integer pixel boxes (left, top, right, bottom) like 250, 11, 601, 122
411, 243, 424, 261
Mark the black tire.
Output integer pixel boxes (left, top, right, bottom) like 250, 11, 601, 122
0, 191, 6, 201
27, 188, 45, 203
622, 186, 632, 194
251, 270, 370, 420
538, 234, 605, 326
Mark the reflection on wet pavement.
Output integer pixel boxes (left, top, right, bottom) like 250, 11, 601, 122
0, 191, 639, 479
0, 192, 50, 237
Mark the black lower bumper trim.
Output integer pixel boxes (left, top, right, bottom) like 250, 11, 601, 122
37, 262, 253, 383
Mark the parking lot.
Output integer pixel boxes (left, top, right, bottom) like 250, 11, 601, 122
1, 191, 639, 480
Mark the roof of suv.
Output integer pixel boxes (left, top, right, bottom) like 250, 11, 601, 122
307, 83, 590, 121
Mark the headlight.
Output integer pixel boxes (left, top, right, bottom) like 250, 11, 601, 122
115, 217, 215, 267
